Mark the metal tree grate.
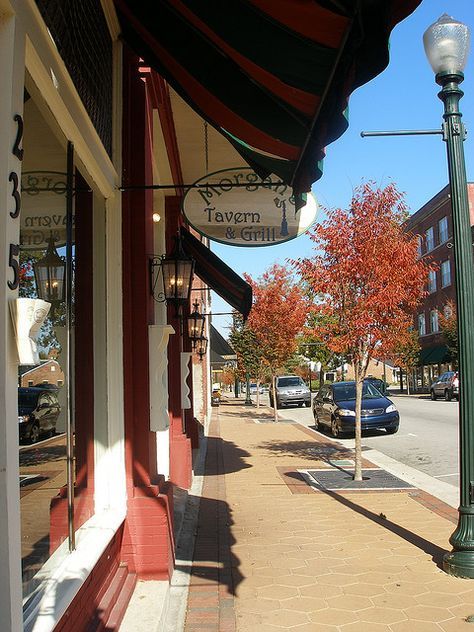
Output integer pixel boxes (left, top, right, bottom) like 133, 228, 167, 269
303, 468, 414, 491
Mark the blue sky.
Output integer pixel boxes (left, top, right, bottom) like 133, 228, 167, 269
210, 1, 474, 337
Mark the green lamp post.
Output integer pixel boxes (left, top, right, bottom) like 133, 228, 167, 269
424, 14, 474, 578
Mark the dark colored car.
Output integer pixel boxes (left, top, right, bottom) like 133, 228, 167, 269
269, 375, 311, 409
312, 381, 399, 438
430, 371, 459, 401
18, 387, 61, 443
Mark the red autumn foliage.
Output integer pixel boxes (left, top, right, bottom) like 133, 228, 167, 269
292, 182, 429, 478
293, 182, 429, 369
245, 263, 308, 377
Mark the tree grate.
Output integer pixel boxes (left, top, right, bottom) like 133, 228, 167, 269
302, 468, 414, 491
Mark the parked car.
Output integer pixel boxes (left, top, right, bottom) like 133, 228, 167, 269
430, 371, 459, 401
312, 381, 399, 437
249, 383, 264, 395
211, 385, 221, 406
269, 375, 311, 409
18, 387, 61, 443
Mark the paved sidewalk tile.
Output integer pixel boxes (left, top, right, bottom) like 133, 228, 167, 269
184, 399, 474, 631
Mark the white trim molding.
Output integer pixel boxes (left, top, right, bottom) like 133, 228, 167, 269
149, 325, 175, 431
181, 352, 192, 410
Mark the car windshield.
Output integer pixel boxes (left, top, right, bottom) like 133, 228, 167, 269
333, 382, 382, 402
278, 377, 304, 387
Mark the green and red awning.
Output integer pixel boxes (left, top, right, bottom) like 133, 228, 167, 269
115, 0, 421, 195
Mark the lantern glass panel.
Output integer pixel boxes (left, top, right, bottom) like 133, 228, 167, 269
187, 308, 205, 342
33, 241, 66, 303
161, 258, 193, 302
197, 336, 208, 358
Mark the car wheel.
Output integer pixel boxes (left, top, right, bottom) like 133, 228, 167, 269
305, 400, 311, 407
430, 390, 436, 401
445, 389, 452, 402
276, 399, 282, 409
331, 417, 342, 438
313, 413, 319, 431
297, 402, 303, 408
29, 423, 40, 444
386, 425, 399, 435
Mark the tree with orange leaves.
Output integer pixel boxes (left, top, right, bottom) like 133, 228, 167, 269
245, 264, 308, 421
293, 182, 429, 480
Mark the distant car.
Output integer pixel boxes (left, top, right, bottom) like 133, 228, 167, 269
249, 383, 264, 395
18, 387, 61, 443
312, 381, 399, 438
269, 375, 311, 409
430, 371, 459, 401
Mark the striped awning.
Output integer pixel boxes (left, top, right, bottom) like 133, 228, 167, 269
115, 0, 420, 196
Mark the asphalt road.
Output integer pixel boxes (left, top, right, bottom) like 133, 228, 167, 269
257, 391, 460, 488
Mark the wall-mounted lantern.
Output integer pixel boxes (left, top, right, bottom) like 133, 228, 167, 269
33, 234, 66, 304
187, 301, 206, 348
150, 234, 194, 313
196, 336, 208, 361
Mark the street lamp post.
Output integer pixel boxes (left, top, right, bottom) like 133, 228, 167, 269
424, 14, 474, 578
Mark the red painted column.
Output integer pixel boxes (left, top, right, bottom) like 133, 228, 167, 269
120, 47, 174, 580
165, 196, 193, 489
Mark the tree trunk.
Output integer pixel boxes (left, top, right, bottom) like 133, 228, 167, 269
256, 380, 261, 408
319, 368, 324, 390
406, 371, 411, 395
353, 371, 363, 481
272, 374, 278, 423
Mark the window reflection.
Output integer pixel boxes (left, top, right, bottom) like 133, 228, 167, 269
18, 93, 72, 597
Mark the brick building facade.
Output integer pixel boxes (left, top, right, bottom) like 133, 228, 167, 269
404, 183, 474, 390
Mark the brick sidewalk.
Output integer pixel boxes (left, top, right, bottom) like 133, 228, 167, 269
184, 399, 474, 631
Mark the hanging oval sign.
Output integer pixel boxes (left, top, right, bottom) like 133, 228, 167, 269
182, 167, 318, 247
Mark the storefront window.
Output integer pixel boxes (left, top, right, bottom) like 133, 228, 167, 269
17, 82, 100, 602
18, 94, 72, 598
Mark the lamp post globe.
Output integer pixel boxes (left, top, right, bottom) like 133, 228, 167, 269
424, 15, 474, 578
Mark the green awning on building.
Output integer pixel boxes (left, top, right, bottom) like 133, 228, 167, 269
115, 0, 421, 197
419, 345, 450, 366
